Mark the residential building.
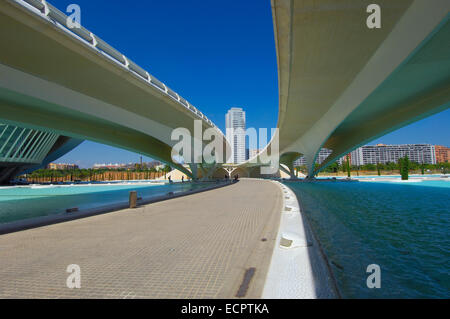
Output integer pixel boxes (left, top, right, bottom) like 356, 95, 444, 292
225, 107, 246, 163
350, 144, 436, 165
47, 163, 79, 170
434, 145, 450, 163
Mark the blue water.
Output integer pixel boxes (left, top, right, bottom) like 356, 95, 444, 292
0, 182, 211, 224
285, 178, 450, 298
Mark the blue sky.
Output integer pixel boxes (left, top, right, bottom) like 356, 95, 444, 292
51, 0, 450, 168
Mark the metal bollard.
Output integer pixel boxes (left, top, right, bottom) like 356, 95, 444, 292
129, 191, 137, 208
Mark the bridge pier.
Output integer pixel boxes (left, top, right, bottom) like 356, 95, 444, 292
188, 164, 199, 181
199, 163, 220, 181
279, 162, 297, 179
286, 161, 297, 179
279, 164, 292, 178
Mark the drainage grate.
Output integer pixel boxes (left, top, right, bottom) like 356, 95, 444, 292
235, 267, 256, 298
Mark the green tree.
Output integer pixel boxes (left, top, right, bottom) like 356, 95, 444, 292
363, 164, 377, 171
325, 162, 339, 173
386, 161, 396, 173
346, 160, 351, 178
163, 164, 171, 179
400, 156, 410, 180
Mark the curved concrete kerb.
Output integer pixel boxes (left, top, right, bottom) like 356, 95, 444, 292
262, 180, 336, 298
283, 204, 299, 215
280, 232, 312, 248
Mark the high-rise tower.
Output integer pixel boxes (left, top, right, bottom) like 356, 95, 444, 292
225, 107, 246, 164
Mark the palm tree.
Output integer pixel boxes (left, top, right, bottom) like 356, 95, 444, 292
163, 164, 171, 179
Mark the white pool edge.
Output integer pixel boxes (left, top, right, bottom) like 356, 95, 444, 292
262, 180, 338, 299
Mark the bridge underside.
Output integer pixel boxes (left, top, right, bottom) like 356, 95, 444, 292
0, 90, 191, 177
1, 0, 448, 181
317, 16, 450, 172
0, 0, 230, 178
242, 0, 449, 178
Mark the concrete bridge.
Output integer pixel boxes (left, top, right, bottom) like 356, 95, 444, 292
242, 0, 450, 178
0, 0, 229, 179
0, 0, 449, 180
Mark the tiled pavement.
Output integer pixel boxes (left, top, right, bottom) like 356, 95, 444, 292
0, 179, 282, 298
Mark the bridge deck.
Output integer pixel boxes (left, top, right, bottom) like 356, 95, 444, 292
0, 179, 282, 298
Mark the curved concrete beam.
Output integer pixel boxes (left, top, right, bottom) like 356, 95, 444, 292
0, 0, 230, 173
268, 0, 450, 177
0, 100, 193, 177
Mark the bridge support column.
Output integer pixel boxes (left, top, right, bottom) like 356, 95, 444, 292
188, 164, 199, 181
200, 163, 219, 181
0, 167, 22, 185
305, 152, 318, 180
286, 161, 297, 179
279, 152, 302, 179
279, 163, 296, 179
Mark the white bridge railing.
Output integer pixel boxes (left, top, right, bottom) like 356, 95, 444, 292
13, 0, 219, 131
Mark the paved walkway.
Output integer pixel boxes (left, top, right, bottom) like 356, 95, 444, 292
0, 179, 282, 298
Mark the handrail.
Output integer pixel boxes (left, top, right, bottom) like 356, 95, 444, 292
16, 0, 224, 136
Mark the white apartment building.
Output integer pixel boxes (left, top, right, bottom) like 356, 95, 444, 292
351, 144, 436, 165
225, 107, 246, 164
291, 144, 437, 168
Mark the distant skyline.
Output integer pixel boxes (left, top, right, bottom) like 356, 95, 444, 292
58, 108, 450, 168
49, 0, 449, 168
